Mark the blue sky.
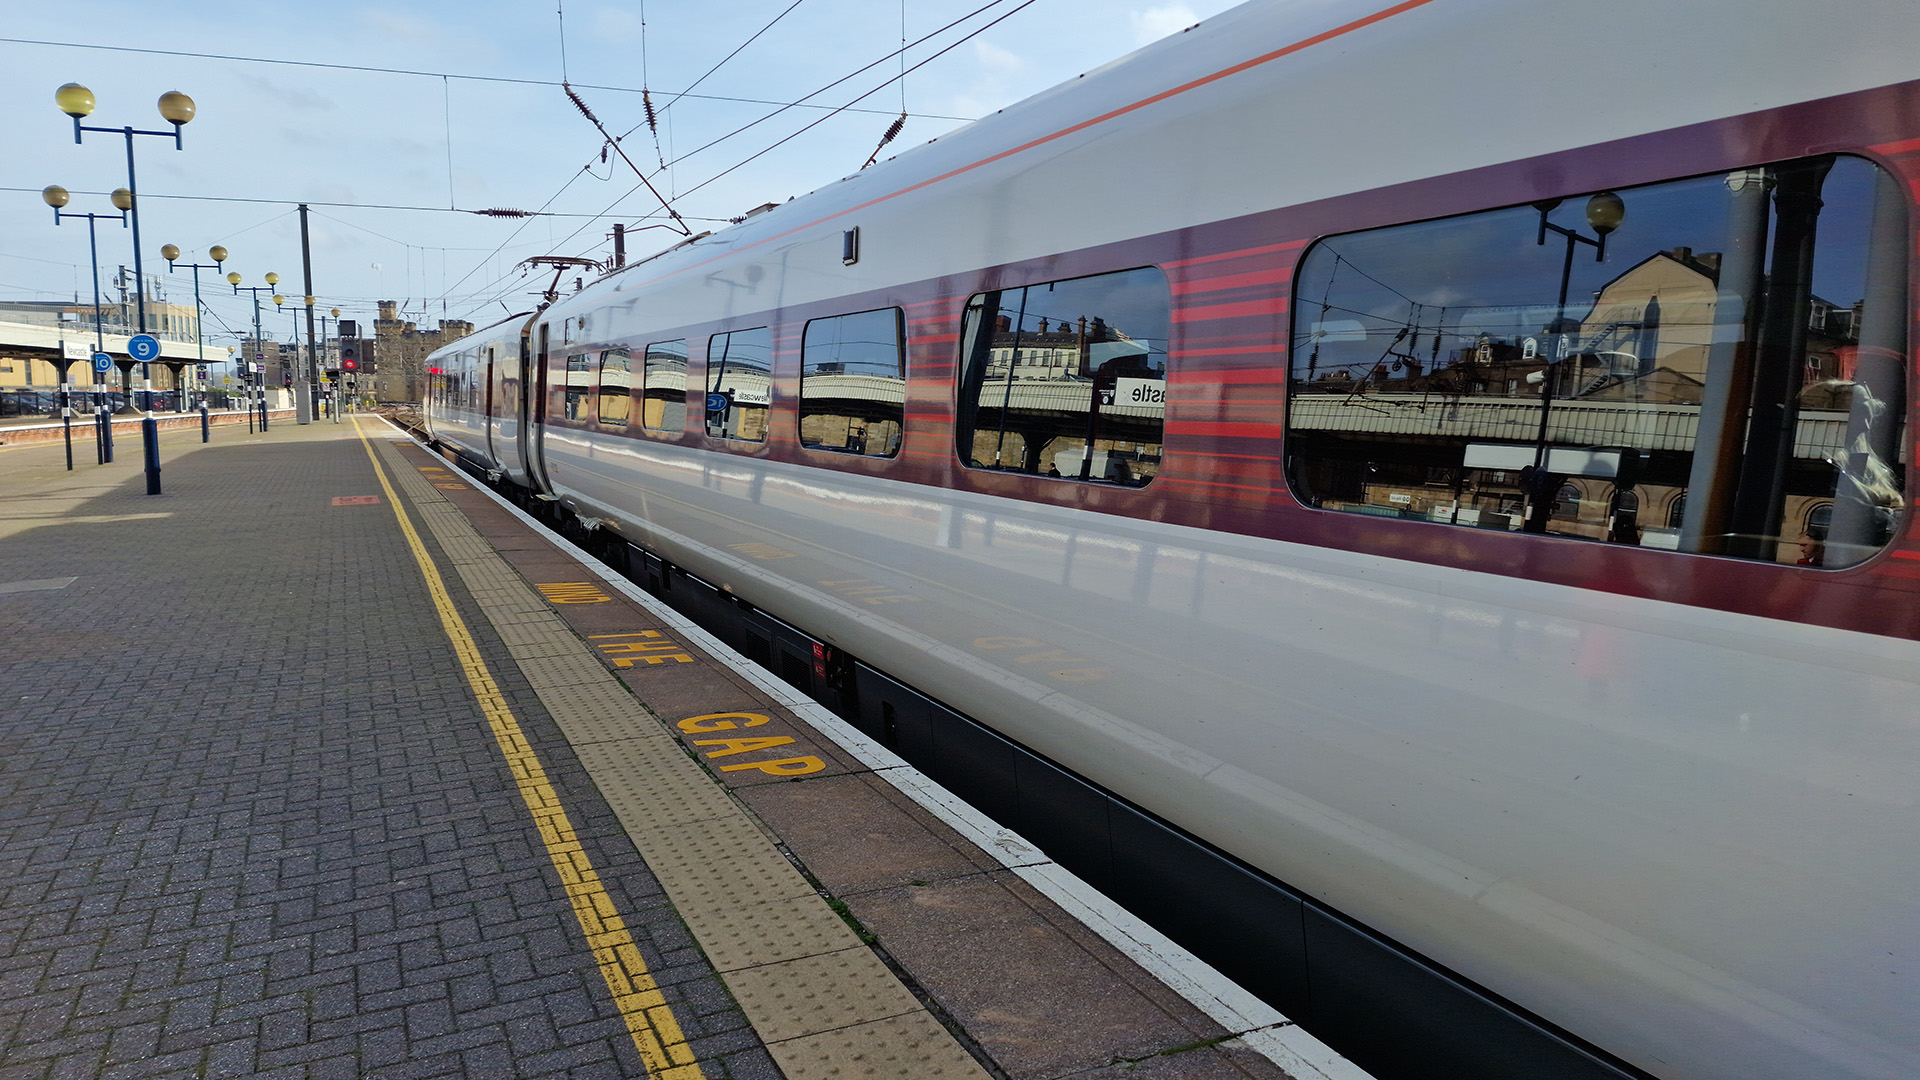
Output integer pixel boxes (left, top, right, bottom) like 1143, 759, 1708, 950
0, 0, 1244, 350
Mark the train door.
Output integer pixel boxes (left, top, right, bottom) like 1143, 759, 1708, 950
493, 323, 529, 483
481, 344, 497, 465
524, 320, 555, 493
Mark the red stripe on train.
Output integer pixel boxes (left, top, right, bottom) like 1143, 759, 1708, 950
1164, 239, 1310, 268
1170, 267, 1294, 296
1173, 297, 1289, 323
1166, 420, 1280, 438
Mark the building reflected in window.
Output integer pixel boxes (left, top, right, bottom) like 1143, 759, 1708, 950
957, 266, 1170, 486
1287, 155, 1906, 567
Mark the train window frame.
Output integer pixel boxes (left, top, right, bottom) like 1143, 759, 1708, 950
597, 346, 632, 428
954, 265, 1172, 487
799, 306, 906, 459
704, 327, 773, 444
1282, 152, 1908, 569
562, 350, 592, 423
638, 338, 689, 435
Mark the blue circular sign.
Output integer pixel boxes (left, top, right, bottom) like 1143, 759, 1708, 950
127, 333, 161, 362
705, 392, 731, 412
91, 353, 114, 373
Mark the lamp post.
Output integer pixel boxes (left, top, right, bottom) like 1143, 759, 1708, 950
318, 306, 343, 419
161, 243, 225, 428
271, 292, 312, 425
42, 184, 129, 468
230, 271, 280, 432
1521, 191, 1626, 534
58, 82, 196, 493
273, 294, 303, 422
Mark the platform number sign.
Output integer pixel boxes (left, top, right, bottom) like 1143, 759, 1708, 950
126, 334, 161, 362
91, 352, 114, 373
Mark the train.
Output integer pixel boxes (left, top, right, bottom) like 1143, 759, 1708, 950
419, 2, 1920, 1077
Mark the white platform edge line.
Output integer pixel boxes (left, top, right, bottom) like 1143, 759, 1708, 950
390, 420, 1373, 1080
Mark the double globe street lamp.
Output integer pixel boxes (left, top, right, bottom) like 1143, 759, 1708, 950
229, 270, 281, 432
162, 243, 226, 423
40, 183, 130, 468
57, 82, 196, 495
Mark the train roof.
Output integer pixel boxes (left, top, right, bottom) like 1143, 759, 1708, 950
535, 0, 1920, 331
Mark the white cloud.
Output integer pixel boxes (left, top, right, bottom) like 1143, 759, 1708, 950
1131, 3, 1200, 47
972, 39, 1027, 73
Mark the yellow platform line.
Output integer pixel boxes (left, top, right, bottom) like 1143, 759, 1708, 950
352, 418, 703, 1079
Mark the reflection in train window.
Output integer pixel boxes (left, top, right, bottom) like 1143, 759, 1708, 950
956, 266, 1171, 485
1286, 154, 1908, 567
563, 352, 592, 421
598, 347, 631, 427
800, 307, 904, 457
705, 328, 772, 442
640, 339, 688, 434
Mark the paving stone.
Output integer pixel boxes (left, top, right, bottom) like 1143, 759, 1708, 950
843, 870, 1234, 1078
0, 424, 758, 1080
1, 422, 1315, 1080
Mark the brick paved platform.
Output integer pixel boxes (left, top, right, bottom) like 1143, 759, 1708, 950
0, 415, 1356, 1080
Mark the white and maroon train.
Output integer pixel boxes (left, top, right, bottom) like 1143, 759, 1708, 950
422, 2, 1920, 1077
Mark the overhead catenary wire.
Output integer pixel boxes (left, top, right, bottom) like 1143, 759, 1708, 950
564, 83, 690, 235
449, 0, 1044, 318
487, 0, 1041, 305
641, 0, 666, 170
0, 37, 975, 122
634, 0, 1044, 216
449, 0, 1018, 312
0, 186, 729, 222
645, 0, 812, 123
636, 0, 1017, 177
470, 0, 1041, 316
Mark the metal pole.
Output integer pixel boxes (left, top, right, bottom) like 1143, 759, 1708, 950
124, 126, 161, 494
61, 371, 73, 470
192, 264, 205, 411
252, 292, 269, 432
292, 301, 310, 423
85, 214, 114, 463
300, 204, 321, 426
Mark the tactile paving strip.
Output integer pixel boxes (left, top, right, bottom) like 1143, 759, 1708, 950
513, 653, 614, 691
379, 441, 989, 1078
767, 1011, 990, 1079
542, 696, 678, 747
575, 740, 737, 829
633, 822, 818, 906
722, 948, 922, 1043
677, 890, 866, 974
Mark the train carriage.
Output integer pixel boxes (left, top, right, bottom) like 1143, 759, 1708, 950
424, 2, 1920, 1077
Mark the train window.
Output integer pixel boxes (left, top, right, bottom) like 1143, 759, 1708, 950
955, 266, 1170, 485
800, 307, 905, 458
1286, 153, 1908, 567
639, 339, 688, 434
563, 352, 591, 422
705, 327, 772, 443
597, 347, 631, 427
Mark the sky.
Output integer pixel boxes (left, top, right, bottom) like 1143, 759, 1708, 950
0, 0, 1246, 354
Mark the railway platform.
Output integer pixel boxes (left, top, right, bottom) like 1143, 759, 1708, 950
0, 415, 1363, 1079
